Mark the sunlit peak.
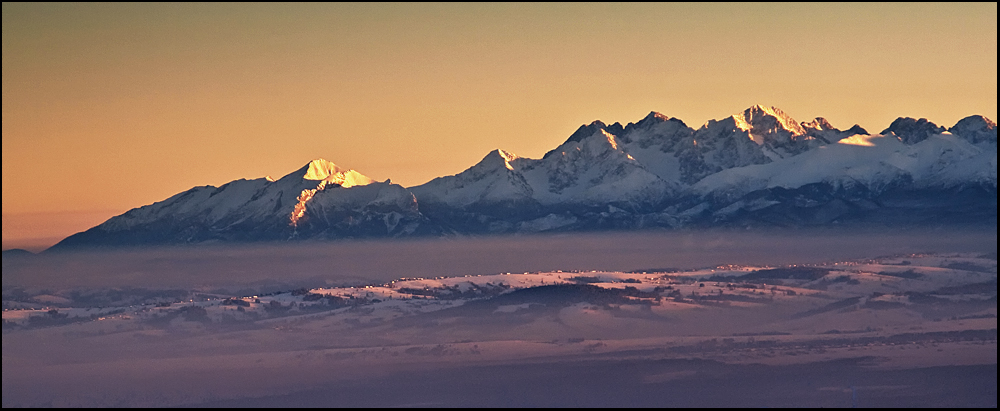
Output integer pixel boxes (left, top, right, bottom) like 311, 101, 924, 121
601, 129, 619, 150
495, 149, 519, 171
644, 111, 670, 122
302, 158, 347, 181
735, 105, 806, 136
302, 158, 375, 188
289, 158, 377, 228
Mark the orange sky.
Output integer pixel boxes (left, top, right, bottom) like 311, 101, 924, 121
2, 3, 997, 249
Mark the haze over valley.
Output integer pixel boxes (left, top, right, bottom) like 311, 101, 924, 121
3, 234, 996, 407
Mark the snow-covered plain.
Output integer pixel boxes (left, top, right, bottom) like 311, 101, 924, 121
3, 234, 995, 407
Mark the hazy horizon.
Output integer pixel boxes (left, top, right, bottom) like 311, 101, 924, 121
5, 227, 995, 292
4, 228, 996, 407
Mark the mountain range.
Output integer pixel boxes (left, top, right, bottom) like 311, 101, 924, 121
52, 105, 997, 249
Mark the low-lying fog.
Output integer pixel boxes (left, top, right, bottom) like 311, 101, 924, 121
3, 227, 996, 407
4, 227, 996, 292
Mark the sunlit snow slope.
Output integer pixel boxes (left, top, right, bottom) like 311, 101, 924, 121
51, 107, 996, 248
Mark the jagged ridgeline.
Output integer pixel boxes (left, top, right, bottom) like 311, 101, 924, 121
53, 106, 997, 249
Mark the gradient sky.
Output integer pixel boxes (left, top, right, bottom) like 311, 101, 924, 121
2, 3, 997, 249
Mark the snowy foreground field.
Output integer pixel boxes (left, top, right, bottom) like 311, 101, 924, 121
3, 244, 996, 407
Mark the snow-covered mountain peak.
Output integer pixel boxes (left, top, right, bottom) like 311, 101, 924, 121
844, 124, 870, 136
51, 106, 998, 249
299, 159, 375, 188
949, 115, 997, 144
957, 115, 996, 129
881, 117, 947, 145
496, 148, 519, 162
565, 120, 609, 143
799, 117, 868, 144
639, 111, 670, 124
544, 120, 627, 159
480, 149, 520, 171
734, 105, 807, 137
626, 111, 689, 134
801, 117, 836, 131
558, 127, 623, 155
302, 158, 344, 179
